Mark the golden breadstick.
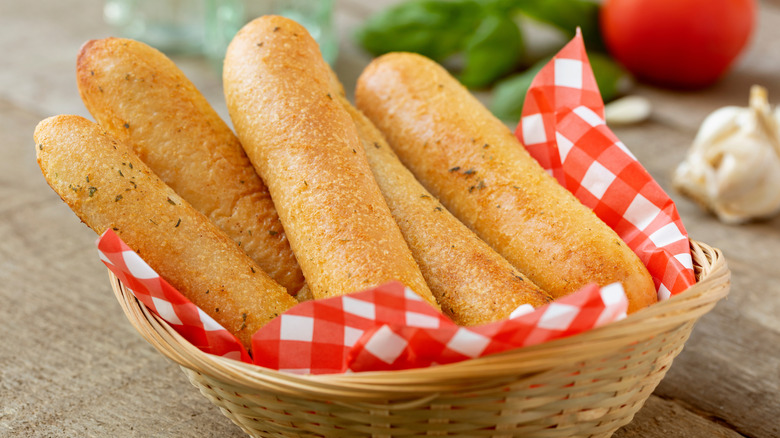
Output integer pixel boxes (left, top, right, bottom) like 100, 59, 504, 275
356, 52, 656, 313
223, 16, 437, 307
34, 115, 297, 351
338, 93, 552, 325
76, 38, 305, 296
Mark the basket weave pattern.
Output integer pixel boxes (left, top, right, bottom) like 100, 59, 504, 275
109, 240, 729, 437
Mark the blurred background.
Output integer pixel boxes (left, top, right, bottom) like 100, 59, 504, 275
1, 1, 778, 437
7, 0, 778, 127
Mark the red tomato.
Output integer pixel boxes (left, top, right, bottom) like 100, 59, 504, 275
600, 0, 756, 88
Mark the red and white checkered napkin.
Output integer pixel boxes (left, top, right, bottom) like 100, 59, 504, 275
95, 31, 695, 374
342, 282, 627, 373
97, 231, 626, 374
518, 29, 696, 299
253, 281, 627, 373
97, 229, 250, 363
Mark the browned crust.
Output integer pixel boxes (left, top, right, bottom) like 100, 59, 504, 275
223, 16, 437, 308
76, 37, 305, 296
355, 52, 657, 313
340, 95, 552, 325
34, 115, 297, 351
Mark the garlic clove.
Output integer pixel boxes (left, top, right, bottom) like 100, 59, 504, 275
690, 105, 742, 148
604, 95, 652, 125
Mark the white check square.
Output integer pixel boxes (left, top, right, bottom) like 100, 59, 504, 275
405, 311, 441, 328
649, 223, 686, 248
573, 105, 605, 127
556, 131, 575, 162
123, 250, 159, 279
152, 297, 182, 325
675, 252, 694, 270
196, 308, 222, 331
446, 328, 490, 358
554, 58, 583, 89
509, 303, 536, 319
279, 314, 314, 342
595, 283, 628, 327
522, 113, 547, 145
342, 296, 376, 319
537, 303, 579, 330
658, 284, 672, 301
364, 326, 408, 364
624, 194, 661, 231
581, 161, 616, 199
343, 326, 364, 347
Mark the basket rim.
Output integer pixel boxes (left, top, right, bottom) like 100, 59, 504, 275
108, 239, 730, 401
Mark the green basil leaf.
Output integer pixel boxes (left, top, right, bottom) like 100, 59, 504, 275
490, 56, 548, 123
355, 0, 484, 61
518, 0, 603, 50
459, 13, 524, 88
588, 52, 629, 102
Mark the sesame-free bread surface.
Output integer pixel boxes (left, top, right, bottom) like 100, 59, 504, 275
77, 37, 305, 296
339, 92, 552, 325
356, 52, 656, 313
35, 115, 297, 351
223, 16, 437, 308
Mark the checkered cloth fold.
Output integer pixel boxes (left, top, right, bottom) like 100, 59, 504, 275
518, 30, 695, 299
98, 230, 250, 362
96, 32, 694, 374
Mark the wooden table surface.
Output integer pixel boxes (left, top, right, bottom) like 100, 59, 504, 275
1, 1, 778, 437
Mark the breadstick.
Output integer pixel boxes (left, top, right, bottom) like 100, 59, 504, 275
34, 115, 297, 351
223, 16, 438, 307
356, 52, 657, 313
337, 92, 552, 325
76, 37, 305, 296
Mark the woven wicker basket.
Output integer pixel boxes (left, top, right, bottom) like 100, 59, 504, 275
108, 239, 728, 437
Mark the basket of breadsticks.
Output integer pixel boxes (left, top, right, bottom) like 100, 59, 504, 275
35, 15, 730, 438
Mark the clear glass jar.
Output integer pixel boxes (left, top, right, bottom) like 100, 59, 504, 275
104, 0, 338, 66
251, 0, 337, 65
104, 0, 208, 54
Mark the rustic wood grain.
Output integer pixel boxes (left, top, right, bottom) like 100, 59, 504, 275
0, 100, 246, 437
1, 0, 778, 437
613, 395, 746, 438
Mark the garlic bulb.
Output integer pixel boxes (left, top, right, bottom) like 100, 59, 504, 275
673, 85, 780, 224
